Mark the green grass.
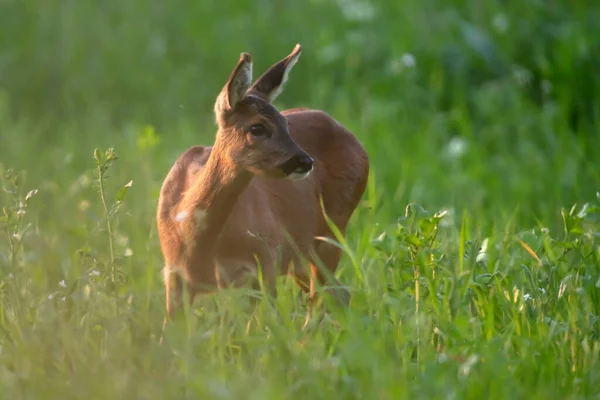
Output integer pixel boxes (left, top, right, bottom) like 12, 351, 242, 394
1, 1, 600, 398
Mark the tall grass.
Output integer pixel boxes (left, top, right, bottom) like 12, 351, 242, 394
1, 0, 600, 398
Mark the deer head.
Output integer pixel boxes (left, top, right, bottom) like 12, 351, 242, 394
212, 44, 313, 180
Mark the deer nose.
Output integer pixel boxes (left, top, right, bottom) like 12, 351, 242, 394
280, 154, 314, 176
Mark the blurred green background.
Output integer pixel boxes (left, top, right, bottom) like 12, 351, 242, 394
1, 0, 599, 224
1, 0, 600, 398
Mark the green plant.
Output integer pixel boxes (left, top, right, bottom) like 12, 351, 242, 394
92, 147, 133, 289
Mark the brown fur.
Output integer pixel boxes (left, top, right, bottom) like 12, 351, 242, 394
157, 45, 369, 330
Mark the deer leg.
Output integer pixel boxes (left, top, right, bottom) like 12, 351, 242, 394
302, 240, 350, 330
160, 268, 184, 344
160, 267, 201, 344
166, 271, 184, 316
316, 241, 350, 304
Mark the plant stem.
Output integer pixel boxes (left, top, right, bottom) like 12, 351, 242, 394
414, 256, 420, 369
97, 164, 116, 283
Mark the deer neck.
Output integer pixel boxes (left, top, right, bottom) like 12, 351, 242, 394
177, 138, 252, 247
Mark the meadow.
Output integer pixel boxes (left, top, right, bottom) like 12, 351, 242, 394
1, 0, 600, 398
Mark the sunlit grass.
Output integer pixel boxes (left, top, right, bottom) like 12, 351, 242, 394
1, 110, 599, 398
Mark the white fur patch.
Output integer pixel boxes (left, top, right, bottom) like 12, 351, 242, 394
174, 209, 208, 234
287, 168, 312, 181
162, 265, 185, 282
174, 210, 189, 222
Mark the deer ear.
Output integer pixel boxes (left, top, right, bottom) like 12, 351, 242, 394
247, 44, 302, 103
214, 52, 253, 118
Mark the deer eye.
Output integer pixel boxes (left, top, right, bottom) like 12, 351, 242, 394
249, 124, 270, 138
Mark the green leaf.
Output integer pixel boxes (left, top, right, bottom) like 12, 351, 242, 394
569, 204, 578, 217
433, 209, 448, 220
371, 231, 388, 252
314, 235, 345, 251
474, 273, 493, 284
569, 225, 584, 236
105, 148, 118, 162
404, 234, 423, 248
576, 203, 591, 219
554, 240, 577, 249
93, 148, 104, 164
419, 218, 435, 238
116, 180, 133, 202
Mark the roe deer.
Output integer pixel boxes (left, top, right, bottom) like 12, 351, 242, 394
157, 44, 369, 330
